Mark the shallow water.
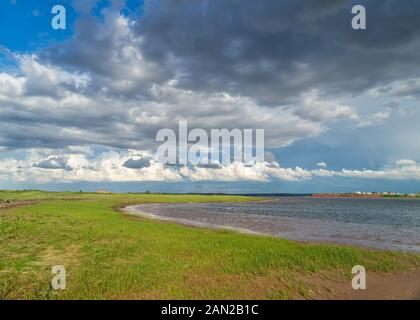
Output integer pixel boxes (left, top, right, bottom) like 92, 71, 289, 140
127, 197, 420, 252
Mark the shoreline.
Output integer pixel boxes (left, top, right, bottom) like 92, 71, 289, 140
123, 203, 420, 254
2, 192, 419, 300
123, 204, 267, 236
312, 194, 420, 199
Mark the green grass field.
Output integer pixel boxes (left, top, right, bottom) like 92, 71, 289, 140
0, 190, 419, 299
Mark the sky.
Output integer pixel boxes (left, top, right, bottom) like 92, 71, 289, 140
0, 0, 420, 194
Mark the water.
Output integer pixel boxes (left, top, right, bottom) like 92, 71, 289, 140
127, 197, 420, 252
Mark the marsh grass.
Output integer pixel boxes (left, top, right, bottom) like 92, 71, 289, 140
0, 191, 419, 299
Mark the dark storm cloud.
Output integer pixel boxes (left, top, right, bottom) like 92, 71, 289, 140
123, 158, 151, 169
42, 11, 171, 100
2, 0, 420, 153
137, 0, 420, 104
38, 0, 420, 104
34, 156, 73, 170
37, 0, 420, 121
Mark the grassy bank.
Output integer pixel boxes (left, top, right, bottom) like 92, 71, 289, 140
0, 191, 419, 299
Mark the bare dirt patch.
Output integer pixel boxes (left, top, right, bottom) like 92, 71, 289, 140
0, 200, 37, 212
305, 269, 420, 300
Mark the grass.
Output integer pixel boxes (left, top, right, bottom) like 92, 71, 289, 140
0, 190, 419, 299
